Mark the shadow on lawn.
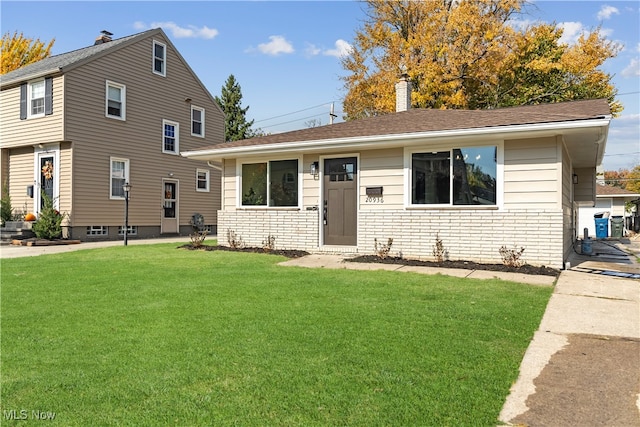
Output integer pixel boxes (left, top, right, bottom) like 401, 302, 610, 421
179, 244, 560, 277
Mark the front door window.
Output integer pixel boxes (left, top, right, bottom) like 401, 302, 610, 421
40, 156, 54, 208
164, 182, 176, 218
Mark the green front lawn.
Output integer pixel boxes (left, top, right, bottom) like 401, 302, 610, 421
1, 243, 552, 426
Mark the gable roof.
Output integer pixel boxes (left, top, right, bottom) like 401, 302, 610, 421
183, 98, 611, 163
0, 29, 160, 88
597, 184, 640, 198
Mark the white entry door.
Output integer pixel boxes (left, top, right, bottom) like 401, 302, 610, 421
161, 179, 179, 234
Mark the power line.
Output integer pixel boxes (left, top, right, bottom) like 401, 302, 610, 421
254, 101, 339, 124
604, 152, 640, 157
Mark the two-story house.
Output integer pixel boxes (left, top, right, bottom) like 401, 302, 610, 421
0, 29, 223, 240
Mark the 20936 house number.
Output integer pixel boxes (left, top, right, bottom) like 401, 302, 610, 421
366, 195, 384, 203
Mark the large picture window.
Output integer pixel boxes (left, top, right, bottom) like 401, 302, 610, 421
241, 160, 298, 207
411, 146, 497, 206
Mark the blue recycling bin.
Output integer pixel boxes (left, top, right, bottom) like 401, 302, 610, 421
595, 217, 608, 239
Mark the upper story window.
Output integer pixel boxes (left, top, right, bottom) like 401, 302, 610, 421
191, 106, 205, 137
162, 120, 179, 154
29, 80, 45, 117
408, 146, 498, 207
106, 81, 126, 120
196, 169, 210, 192
241, 159, 299, 207
110, 157, 129, 199
153, 40, 166, 76
20, 77, 53, 120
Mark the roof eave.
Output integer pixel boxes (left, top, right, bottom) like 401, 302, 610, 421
0, 68, 62, 88
182, 117, 611, 162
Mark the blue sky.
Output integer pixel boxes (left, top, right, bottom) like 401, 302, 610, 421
2, 1, 638, 171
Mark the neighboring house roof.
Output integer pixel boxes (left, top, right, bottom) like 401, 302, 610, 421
0, 30, 153, 87
596, 184, 640, 198
183, 98, 611, 166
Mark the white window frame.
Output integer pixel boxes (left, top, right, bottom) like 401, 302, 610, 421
86, 226, 108, 236
191, 106, 205, 137
152, 40, 166, 77
236, 156, 303, 209
162, 119, 179, 154
105, 81, 126, 120
404, 142, 504, 209
196, 168, 210, 192
28, 79, 45, 118
110, 157, 130, 200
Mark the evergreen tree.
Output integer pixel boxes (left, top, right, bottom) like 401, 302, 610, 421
215, 74, 255, 142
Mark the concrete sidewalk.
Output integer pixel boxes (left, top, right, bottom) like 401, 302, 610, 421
0, 236, 193, 258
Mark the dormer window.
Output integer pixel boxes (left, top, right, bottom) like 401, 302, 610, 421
153, 40, 166, 76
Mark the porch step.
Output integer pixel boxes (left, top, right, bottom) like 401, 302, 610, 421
0, 227, 36, 245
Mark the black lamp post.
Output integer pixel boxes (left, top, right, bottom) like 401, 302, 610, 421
123, 182, 131, 246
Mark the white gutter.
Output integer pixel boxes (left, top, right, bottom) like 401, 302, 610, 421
181, 117, 611, 161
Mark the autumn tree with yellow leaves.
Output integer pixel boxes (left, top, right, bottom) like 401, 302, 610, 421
341, 0, 622, 119
1, 31, 55, 75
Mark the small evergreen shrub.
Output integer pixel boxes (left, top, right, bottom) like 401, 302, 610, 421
32, 192, 64, 239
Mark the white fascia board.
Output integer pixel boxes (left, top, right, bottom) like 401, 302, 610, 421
0, 68, 61, 88
182, 117, 611, 161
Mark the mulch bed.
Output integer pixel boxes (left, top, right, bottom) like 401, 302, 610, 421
11, 238, 82, 246
180, 244, 560, 277
179, 244, 310, 258
347, 255, 560, 277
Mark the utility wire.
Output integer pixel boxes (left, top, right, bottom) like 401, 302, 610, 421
254, 101, 339, 124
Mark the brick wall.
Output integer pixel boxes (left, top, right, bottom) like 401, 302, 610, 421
359, 209, 564, 268
218, 210, 320, 251
218, 208, 565, 268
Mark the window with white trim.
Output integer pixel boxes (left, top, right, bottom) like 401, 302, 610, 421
196, 169, 210, 192
162, 120, 179, 154
118, 225, 138, 236
241, 159, 299, 207
110, 157, 129, 199
86, 226, 108, 236
28, 80, 45, 117
106, 81, 126, 120
153, 40, 166, 76
191, 106, 205, 137
409, 146, 498, 206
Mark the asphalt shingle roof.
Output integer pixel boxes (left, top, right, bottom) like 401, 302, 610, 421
597, 184, 640, 197
205, 98, 611, 151
0, 30, 157, 86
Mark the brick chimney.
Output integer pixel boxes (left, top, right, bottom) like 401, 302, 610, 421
94, 30, 113, 45
395, 73, 412, 112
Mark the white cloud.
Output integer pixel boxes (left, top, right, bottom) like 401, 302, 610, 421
323, 39, 353, 58
637, 43, 640, 53
558, 21, 584, 45
304, 43, 321, 57
597, 5, 620, 20
621, 58, 640, 77
257, 35, 294, 56
134, 21, 218, 39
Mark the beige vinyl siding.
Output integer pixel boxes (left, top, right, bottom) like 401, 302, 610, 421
561, 141, 574, 260
7, 147, 35, 214
59, 142, 72, 222
222, 159, 236, 211
302, 155, 320, 208
0, 149, 8, 195
359, 148, 403, 209
63, 33, 223, 227
503, 137, 560, 209
0, 76, 64, 148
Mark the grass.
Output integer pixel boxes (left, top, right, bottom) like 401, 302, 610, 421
1, 243, 552, 426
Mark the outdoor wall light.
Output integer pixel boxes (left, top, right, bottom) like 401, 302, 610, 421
310, 161, 319, 178
573, 174, 578, 185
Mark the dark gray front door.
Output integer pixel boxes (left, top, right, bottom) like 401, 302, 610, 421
323, 157, 357, 246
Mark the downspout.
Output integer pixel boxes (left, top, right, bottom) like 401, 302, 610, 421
207, 161, 222, 171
